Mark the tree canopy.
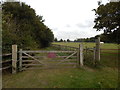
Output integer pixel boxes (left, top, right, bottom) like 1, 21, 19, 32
93, 2, 120, 43
2, 2, 54, 53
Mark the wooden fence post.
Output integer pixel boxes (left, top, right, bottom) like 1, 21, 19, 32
93, 47, 96, 64
95, 36, 100, 61
79, 43, 83, 66
12, 45, 17, 74
85, 46, 87, 57
77, 48, 79, 67
19, 49, 22, 71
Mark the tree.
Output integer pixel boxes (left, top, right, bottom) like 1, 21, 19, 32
2, 2, 54, 53
74, 40, 77, 42
54, 38, 58, 42
67, 39, 70, 42
63, 40, 66, 42
93, 2, 120, 43
59, 39, 63, 42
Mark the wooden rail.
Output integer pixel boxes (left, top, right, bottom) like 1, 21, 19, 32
22, 59, 76, 62
0, 60, 12, 63
22, 56, 77, 58
0, 53, 12, 57
21, 50, 75, 53
2, 66, 11, 70
1, 53, 12, 71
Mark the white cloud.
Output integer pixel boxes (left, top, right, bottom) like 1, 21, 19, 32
19, 0, 108, 40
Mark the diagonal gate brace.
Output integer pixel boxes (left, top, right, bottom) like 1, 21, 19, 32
23, 52, 44, 65
56, 51, 77, 65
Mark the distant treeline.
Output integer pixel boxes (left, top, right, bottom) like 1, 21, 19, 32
54, 37, 95, 42
74, 37, 95, 42
54, 33, 118, 43
2, 2, 54, 53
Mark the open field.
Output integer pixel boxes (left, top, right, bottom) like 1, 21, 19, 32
53, 42, 118, 49
2, 42, 119, 88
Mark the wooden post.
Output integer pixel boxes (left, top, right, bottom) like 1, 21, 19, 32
77, 49, 79, 67
79, 43, 83, 66
85, 46, 87, 57
19, 49, 22, 71
93, 47, 96, 64
95, 37, 100, 61
12, 45, 17, 74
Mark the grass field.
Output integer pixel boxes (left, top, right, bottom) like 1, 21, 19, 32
53, 42, 118, 49
2, 42, 119, 88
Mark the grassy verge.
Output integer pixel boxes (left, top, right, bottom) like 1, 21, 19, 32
3, 67, 118, 88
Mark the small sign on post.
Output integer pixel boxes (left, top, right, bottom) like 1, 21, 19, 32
12, 45, 17, 74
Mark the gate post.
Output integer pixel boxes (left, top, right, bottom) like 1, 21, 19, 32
19, 49, 22, 71
95, 36, 100, 61
93, 47, 96, 64
79, 43, 84, 67
12, 45, 17, 74
95, 36, 100, 66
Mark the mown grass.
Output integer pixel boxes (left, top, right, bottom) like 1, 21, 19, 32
3, 67, 118, 88
2, 42, 119, 88
53, 42, 118, 49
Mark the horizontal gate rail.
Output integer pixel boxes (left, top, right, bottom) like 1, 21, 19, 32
0, 60, 12, 63
57, 56, 77, 58
45, 59, 77, 61
22, 66, 76, 70
56, 62, 76, 65
2, 66, 11, 70
22, 59, 76, 62
23, 63, 76, 66
21, 51, 75, 53
1, 53, 12, 71
0, 53, 12, 57
22, 60, 37, 62
22, 64, 43, 66
22, 56, 45, 58
22, 56, 77, 58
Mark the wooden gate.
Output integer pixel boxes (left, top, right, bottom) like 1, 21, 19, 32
19, 50, 78, 71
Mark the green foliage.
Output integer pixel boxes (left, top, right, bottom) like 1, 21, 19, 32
74, 37, 95, 42
93, 2, 120, 44
2, 2, 54, 53
54, 38, 58, 42
67, 39, 70, 42
59, 39, 63, 42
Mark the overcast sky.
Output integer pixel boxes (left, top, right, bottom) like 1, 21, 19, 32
7, 0, 109, 40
